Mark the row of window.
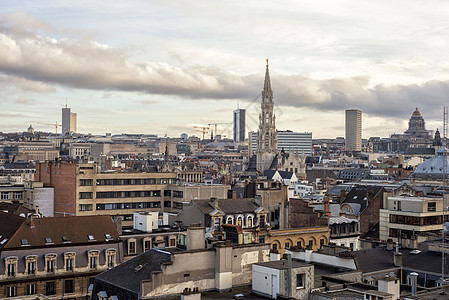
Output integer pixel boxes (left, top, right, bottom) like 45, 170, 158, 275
5, 250, 116, 278
95, 201, 161, 210
6, 280, 76, 297
271, 238, 326, 251
96, 190, 162, 199
0, 191, 23, 200
94, 178, 176, 186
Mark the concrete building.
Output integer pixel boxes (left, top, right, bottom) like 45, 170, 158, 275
233, 108, 246, 143
92, 226, 270, 299
252, 260, 314, 299
329, 216, 360, 251
0, 213, 122, 299
62, 105, 77, 135
379, 195, 447, 246
345, 109, 362, 151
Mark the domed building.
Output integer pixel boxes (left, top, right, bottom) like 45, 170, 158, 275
389, 107, 434, 154
413, 147, 449, 179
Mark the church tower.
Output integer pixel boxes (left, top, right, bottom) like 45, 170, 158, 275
256, 60, 278, 172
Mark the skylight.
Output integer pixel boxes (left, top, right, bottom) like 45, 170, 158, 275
45, 237, 53, 244
21, 239, 29, 246
62, 236, 70, 243
0, 239, 8, 245
88, 235, 95, 241
105, 234, 112, 239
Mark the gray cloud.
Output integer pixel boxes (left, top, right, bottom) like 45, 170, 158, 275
0, 12, 447, 122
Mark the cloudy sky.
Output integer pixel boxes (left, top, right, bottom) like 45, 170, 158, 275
2, 0, 449, 138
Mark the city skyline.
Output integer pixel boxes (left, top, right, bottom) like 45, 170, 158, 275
1, 1, 449, 138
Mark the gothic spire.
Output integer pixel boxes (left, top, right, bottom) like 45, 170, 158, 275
262, 59, 273, 103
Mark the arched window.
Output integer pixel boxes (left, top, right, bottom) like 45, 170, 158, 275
226, 216, 233, 225
246, 215, 253, 228
237, 216, 243, 227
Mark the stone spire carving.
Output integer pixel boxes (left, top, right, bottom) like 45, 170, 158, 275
256, 60, 278, 172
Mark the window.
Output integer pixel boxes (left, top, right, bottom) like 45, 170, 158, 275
80, 179, 93, 186
144, 239, 151, 251
79, 204, 93, 211
285, 242, 290, 249
226, 216, 233, 224
45, 282, 56, 295
6, 257, 17, 277
106, 249, 116, 268
173, 191, 183, 198
26, 284, 36, 295
296, 273, 304, 288
47, 259, 55, 273
88, 235, 95, 241
65, 252, 75, 271
308, 239, 314, 248
297, 241, 302, 248
320, 239, 325, 246
6, 286, 16, 297
79, 192, 93, 199
88, 250, 99, 269
247, 216, 253, 227
170, 238, 176, 247
64, 280, 74, 294
164, 190, 171, 196
237, 216, 243, 227
164, 201, 172, 208
25, 255, 37, 275
428, 202, 436, 212
272, 243, 278, 250
128, 240, 136, 255
62, 235, 70, 243
21, 239, 29, 246
1, 192, 11, 200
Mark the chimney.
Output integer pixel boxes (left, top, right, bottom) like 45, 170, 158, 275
386, 239, 394, 251
209, 198, 219, 210
30, 215, 35, 229
324, 197, 330, 217
187, 223, 205, 251
393, 252, 402, 267
35, 206, 40, 215
410, 272, 418, 296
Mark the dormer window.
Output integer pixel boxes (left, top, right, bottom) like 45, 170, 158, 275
105, 234, 112, 240
21, 239, 29, 246
45, 237, 53, 244
62, 236, 70, 243
88, 235, 95, 241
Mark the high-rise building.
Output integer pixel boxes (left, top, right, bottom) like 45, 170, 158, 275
345, 109, 362, 151
62, 105, 77, 134
233, 108, 246, 142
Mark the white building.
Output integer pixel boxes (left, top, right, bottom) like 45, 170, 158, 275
249, 131, 313, 156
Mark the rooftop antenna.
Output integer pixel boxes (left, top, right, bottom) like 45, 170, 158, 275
65, 98, 67, 108
442, 106, 448, 284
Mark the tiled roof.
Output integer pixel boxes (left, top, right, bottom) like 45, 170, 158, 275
0, 211, 25, 248
1, 214, 119, 249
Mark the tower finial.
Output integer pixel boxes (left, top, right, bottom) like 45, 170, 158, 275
266, 58, 269, 66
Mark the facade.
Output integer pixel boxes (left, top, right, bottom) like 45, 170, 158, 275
329, 216, 360, 251
252, 260, 314, 300
249, 131, 312, 156
268, 227, 330, 256
379, 195, 447, 246
0, 213, 122, 299
35, 162, 177, 227
62, 106, 77, 135
92, 226, 270, 299
345, 109, 362, 151
233, 108, 246, 143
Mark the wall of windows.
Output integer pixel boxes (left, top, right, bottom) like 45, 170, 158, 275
95, 178, 176, 186
96, 201, 161, 210
96, 190, 161, 199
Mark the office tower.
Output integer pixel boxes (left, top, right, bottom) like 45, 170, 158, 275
233, 108, 246, 142
62, 105, 77, 134
345, 109, 362, 151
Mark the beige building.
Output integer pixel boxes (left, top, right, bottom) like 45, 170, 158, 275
345, 109, 362, 151
35, 162, 230, 227
268, 226, 330, 256
379, 195, 447, 247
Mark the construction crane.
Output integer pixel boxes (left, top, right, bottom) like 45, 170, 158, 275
207, 122, 232, 140
38, 122, 62, 134
194, 126, 210, 140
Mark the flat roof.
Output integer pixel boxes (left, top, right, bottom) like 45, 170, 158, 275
254, 259, 311, 270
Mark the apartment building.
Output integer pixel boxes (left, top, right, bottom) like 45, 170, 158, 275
0, 213, 122, 299
35, 161, 231, 227
379, 195, 448, 247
